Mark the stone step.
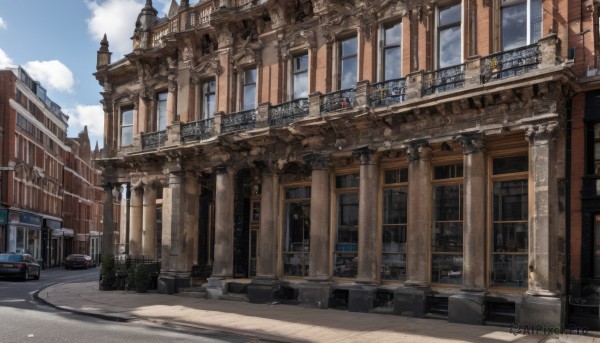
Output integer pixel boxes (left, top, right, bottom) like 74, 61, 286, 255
219, 293, 249, 302
174, 291, 206, 298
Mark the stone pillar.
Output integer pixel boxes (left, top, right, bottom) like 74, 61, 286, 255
142, 182, 157, 258
521, 122, 564, 328
182, 173, 200, 270
355, 148, 379, 285
137, 93, 147, 134
119, 184, 129, 255
167, 73, 177, 124
129, 183, 143, 257
249, 165, 281, 303
101, 183, 115, 256
449, 133, 486, 325
395, 141, 433, 318
300, 156, 331, 309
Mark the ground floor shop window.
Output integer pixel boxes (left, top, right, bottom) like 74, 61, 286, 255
490, 155, 528, 288
334, 173, 359, 278
282, 186, 311, 277
381, 168, 408, 281
431, 163, 463, 284
11, 226, 41, 259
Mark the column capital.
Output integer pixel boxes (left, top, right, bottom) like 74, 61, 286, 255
215, 164, 229, 174
455, 132, 486, 155
401, 139, 430, 162
304, 154, 330, 170
525, 122, 559, 145
352, 146, 377, 165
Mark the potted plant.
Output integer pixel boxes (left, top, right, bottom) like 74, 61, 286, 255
488, 57, 500, 73
99, 253, 116, 291
134, 264, 150, 293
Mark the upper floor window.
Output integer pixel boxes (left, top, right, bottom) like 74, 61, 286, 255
156, 91, 167, 131
437, 3, 462, 68
202, 80, 216, 119
292, 54, 309, 99
383, 22, 402, 81
501, 0, 542, 50
339, 36, 358, 90
120, 108, 133, 146
242, 68, 257, 111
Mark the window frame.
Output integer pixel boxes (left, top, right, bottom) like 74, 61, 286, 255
499, 0, 542, 51
436, 2, 463, 69
156, 91, 168, 131
291, 52, 309, 100
201, 79, 216, 120
120, 107, 134, 147
380, 21, 403, 81
337, 35, 358, 91
380, 165, 408, 283
240, 67, 258, 112
281, 184, 312, 278
332, 171, 360, 279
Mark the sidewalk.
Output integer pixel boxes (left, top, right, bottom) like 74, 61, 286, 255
37, 281, 600, 343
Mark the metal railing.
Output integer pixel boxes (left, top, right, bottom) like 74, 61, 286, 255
221, 109, 256, 133
481, 44, 541, 84
370, 78, 406, 107
181, 118, 215, 142
320, 88, 357, 113
423, 64, 465, 95
141, 130, 167, 150
269, 98, 309, 126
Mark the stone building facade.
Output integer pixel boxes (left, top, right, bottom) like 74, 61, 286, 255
94, 0, 577, 326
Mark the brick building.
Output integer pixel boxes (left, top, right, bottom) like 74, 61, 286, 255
94, 0, 591, 327
0, 66, 105, 268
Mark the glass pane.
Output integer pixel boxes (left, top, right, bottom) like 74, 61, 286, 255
431, 254, 463, 284
434, 163, 463, 179
501, 2, 527, 50
383, 188, 407, 224
493, 223, 528, 253
439, 26, 461, 68
433, 184, 463, 221
285, 187, 311, 199
336, 174, 360, 188
384, 168, 408, 184
121, 126, 133, 146
439, 4, 461, 26
340, 56, 357, 90
491, 254, 527, 287
243, 69, 257, 84
157, 92, 167, 131
381, 253, 406, 280
242, 84, 256, 110
205, 94, 215, 119
384, 46, 402, 81
293, 71, 308, 99
341, 37, 357, 57
283, 202, 311, 253
432, 222, 463, 252
338, 193, 359, 228
385, 23, 402, 46
334, 252, 358, 278
493, 180, 528, 221
493, 155, 528, 174
122, 109, 133, 125
530, 0, 542, 43
294, 54, 308, 72
382, 225, 407, 249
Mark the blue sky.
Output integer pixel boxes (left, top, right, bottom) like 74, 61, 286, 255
0, 0, 178, 148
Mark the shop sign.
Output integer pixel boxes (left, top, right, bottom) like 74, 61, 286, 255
9, 212, 41, 226
44, 219, 61, 230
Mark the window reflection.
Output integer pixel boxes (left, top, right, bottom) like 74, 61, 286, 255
438, 4, 461, 68
339, 37, 358, 90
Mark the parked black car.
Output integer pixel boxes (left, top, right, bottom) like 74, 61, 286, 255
0, 253, 41, 280
64, 254, 95, 269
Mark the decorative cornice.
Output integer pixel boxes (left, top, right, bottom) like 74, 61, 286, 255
525, 122, 559, 145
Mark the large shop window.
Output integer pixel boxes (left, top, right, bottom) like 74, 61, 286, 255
15, 227, 41, 260
292, 54, 309, 99
491, 155, 528, 288
501, 0, 542, 50
437, 3, 462, 68
202, 79, 216, 119
382, 22, 402, 81
242, 68, 257, 111
381, 168, 408, 281
431, 163, 463, 284
282, 186, 311, 277
334, 173, 359, 278
339, 36, 358, 90
156, 91, 168, 131
120, 108, 133, 146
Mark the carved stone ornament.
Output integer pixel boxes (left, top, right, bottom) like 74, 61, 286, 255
401, 140, 430, 162
456, 133, 486, 155
231, 38, 262, 70
525, 122, 559, 144
193, 56, 222, 76
352, 147, 375, 164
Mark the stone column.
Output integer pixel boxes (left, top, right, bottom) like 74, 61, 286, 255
355, 148, 379, 285
395, 141, 433, 318
142, 182, 157, 258
298, 156, 331, 309
101, 183, 115, 255
182, 173, 200, 270
457, 133, 486, 291
249, 164, 281, 303
129, 183, 143, 257
119, 184, 129, 255
521, 122, 564, 328
212, 165, 234, 278
167, 72, 177, 124
449, 134, 487, 325
137, 92, 147, 134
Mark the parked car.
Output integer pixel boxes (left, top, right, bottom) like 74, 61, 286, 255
64, 254, 95, 270
0, 253, 41, 280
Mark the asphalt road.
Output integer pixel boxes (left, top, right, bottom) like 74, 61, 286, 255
0, 267, 271, 343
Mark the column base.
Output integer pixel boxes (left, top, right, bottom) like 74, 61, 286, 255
519, 295, 565, 328
298, 281, 331, 309
348, 285, 376, 313
204, 277, 227, 299
448, 292, 486, 325
247, 277, 280, 304
157, 272, 191, 294
394, 286, 434, 318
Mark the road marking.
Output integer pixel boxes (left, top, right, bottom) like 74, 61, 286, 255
0, 299, 26, 302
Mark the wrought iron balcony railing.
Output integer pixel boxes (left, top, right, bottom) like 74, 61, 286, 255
221, 109, 256, 134
269, 98, 309, 126
320, 88, 357, 113
423, 64, 465, 96
141, 130, 167, 150
481, 44, 541, 84
370, 78, 406, 108
181, 118, 215, 142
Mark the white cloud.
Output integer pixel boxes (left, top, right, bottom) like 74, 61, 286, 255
23, 60, 75, 93
64, 104, 104, 146
0, 48, 13, 68
86, 0, 149, 58
0, 17, 7, 30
